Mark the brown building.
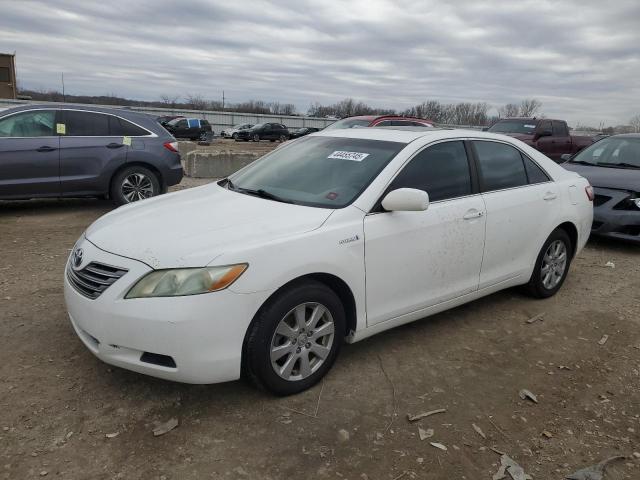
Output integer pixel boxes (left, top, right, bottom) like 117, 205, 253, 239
0, 53, 17, 99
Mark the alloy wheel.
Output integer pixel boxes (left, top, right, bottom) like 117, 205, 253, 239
270, 302, 335, 382
121, 173, 154, 202
540, 240, 567, 289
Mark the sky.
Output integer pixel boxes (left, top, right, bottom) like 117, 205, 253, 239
1, 0, 639, 126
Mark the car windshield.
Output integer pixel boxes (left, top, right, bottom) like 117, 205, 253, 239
324, 118, 372, 130
488, 120, 537, 134
570, 137, 640, 168
228, 136, 405, 208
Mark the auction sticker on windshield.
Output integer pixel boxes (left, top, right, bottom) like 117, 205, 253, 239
328, 151, 370, 161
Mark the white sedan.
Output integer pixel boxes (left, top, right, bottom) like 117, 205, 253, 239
64, 128, 593, 395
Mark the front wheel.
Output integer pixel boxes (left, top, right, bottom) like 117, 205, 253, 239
525, 228, 572, 298
244, 281, 345, 395
232, 133, 238, 140
279, 134, 288, 142
110, 166, 161, 206
253, 134, 260, 142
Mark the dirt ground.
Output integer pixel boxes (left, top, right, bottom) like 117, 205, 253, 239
1, 178, 639, 480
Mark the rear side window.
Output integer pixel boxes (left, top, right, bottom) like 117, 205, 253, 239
523, 156, 550, 184
474, 141, 528, 191
64, 111, 110, 136
388, 141, 472, 202
0, 110, 55, 137
109, 116, 149, 136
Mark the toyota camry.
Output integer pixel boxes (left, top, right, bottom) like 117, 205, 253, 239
64, 128, 593, 395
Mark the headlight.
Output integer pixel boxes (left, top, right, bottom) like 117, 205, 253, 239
125, 264, 247, 299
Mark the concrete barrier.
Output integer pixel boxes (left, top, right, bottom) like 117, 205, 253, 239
183, 150, 262, 178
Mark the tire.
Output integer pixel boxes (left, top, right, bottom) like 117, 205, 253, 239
110, 165, 161, 206
232, 133, 238, 140
253, 133, 260, 142
525, 228, 573, 298
270, 139, 275, 142
244, 280, 345, 396
198, 131, 208, 141
279, 134, 288, 142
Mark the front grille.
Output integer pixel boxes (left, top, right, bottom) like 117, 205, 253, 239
67, 262, 128, 299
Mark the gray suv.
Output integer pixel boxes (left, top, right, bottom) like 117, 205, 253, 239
0, 104, 183, 205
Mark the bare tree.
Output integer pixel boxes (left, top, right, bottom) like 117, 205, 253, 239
498, 103, 520, 118
160, 94, 180, 108
184, 93, 207, 110
519, 98, 542, 117
629, 114, 640, 133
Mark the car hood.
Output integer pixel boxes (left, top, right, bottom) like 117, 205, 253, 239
562, 162, 640, 191
85, 184, 333, 268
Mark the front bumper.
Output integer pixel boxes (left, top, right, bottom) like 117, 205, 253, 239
64, 238, 271, 384
591, 187, 640, 244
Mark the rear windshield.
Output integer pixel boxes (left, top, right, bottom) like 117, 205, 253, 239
324, 118, 372, 130
488, 120, 537, 135
229, 136, 405, 208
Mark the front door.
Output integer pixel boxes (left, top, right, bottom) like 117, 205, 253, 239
59, 110, 128, 196
0, 109, 60, 198
364, 140, 486, 325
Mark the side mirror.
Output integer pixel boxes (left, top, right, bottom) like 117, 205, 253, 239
381, 188, 429, 212
560, 153, 572, 162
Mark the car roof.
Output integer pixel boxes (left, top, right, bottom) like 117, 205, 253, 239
609, 133, 640, 138
1, 103, 157, 123
314, 126, 509, 144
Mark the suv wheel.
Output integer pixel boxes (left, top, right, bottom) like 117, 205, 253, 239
198, 131, 208, 141
253, 133, 260, 142
244, 280, 345, 395
110, 166, 161, 206
279, 134, 288, 142
525, 228, 572, 298
232, 133, 238, 140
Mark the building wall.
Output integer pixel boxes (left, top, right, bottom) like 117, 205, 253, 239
0, 54, 17, 100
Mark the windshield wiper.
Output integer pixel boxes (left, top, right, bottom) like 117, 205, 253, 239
236, 187, 293, 204
598, 162, 640, 169
568, 160, 594, 166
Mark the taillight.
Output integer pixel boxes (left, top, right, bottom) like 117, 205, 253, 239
585, 185, 594, 201
163, 141, 179, 153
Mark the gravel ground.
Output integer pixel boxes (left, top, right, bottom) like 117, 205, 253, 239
1, 179, 639, 480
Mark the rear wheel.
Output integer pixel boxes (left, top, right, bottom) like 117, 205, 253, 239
253, 133, 260, 142
244, 280, 345, 395
279, 134, 288, 142
110, 166, 160, 206
525, 228, 572, 298
232, 133, 238, 140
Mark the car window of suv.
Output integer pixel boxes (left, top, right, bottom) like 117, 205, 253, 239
538, 120, 552, 135
474, 141, 528, 191
64, 111, 110, 136
0, 110, 56, 137
387, 141, 472, 202
109, 116, 149, 136
552, 121, 568, 136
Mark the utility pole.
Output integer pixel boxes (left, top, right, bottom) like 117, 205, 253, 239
61, 72, 66, 102
222, 90, 225, 111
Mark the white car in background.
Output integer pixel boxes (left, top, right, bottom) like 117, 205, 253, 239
221, 123, 253, 139
64, 128, 593, 395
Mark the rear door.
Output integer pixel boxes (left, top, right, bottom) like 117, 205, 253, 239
0, 109, 60, 198
472, 140, 558, 287
59, 110, 128, 196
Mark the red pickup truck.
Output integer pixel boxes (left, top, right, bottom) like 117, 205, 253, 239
487, 118, 594, 162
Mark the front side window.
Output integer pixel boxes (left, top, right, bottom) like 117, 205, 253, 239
0, 67, 10, 82
64, 111, 110, 136
0, 110, 55, 137
229, 136, 405, 208
538, 120, 552, 135
474, 141, 528, 191
552, 121, 568, 136
387, 141, 472, 202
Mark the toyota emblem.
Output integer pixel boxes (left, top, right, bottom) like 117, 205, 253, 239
73, 247, 84, 268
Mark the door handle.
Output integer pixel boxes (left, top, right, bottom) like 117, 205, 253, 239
543, 192, 557, 201
106, 142, 125, 149
36, 146, 57, 152
463, 210, 484, 220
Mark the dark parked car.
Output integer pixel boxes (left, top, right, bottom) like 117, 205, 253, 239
324, 115, 434, 130
289, 127, 320, 139
164, 117, 213, 141
488, 118, 594, 162
235, 123, 289, 142
0, 104, 183, 205
562, 134, 640, 244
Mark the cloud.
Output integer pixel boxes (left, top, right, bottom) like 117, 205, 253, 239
1, 0, 639, 125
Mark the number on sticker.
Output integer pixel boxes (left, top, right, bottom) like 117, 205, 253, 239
328, 151, 370, 162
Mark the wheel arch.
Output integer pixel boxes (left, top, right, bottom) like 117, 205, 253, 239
556, 221, 578, 258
